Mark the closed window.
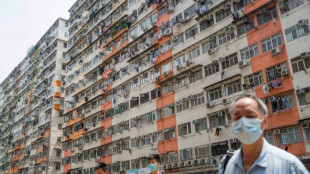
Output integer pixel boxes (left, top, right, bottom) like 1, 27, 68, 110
194, 118, 208, 132
297, 87, 310, 106
161, 62, 172, 74
209, 115, 225, 128
175, 76, 188, 89
256, 6, 277, 26
285, 20, 310, 42
162, 83, 173, 95
204, 62, 219, 76
190, 92, 205, 107
189, 70, 202, 83
218, 31, 235, 45
164, 127, 175, 140
188, 46, 200, 60
202, 39, 217, 54
185, 25, 198, 39
207, 87, 222, 102
279, 0, 304, 14
174, 55, 185, 67
222, 53, 238, 69
240, 43, 259, 60
211, 141, 228, 156
215, 5, 231, 22
265, 62, 288, 82
276, 126, 302, 145
184, 5, 196, 18
179, 148, 193, 161
244, 71, 264, 88
178, 122, 191, 136
176, 100, 189, 113
172, 33, 184, 47
291, 57, 310, 73
261, 33, 283, 53
195, 145, 210, 158
237, 18, 255, 35
200, 17, 214, 31
224, 79, 241, 96
264, 132, 274, 145
163, 104, 174, 117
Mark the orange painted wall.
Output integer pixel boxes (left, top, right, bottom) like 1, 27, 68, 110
245, 2, 305, 155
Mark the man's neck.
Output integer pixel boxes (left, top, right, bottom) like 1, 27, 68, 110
241, 137, 264, 172
151, 169, 160, 174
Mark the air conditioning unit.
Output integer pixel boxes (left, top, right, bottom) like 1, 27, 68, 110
176, 65, 183, 71
186, 160, 192, 167
274, 129, 280, 134
179, 161, 185, 168
223, 99, 230, 105
302, 123, 309, 129
218, 57, 225, 62
207, 102, 215, 108
225, 27, 234, 35
193, 159, 199, 166
183, 97, 188, 102
271, 47, 280, 56
260, 8, 266, 14
165, 28, 173, 35
169, 6, 175, 13
217, 111, 224, 117
281, 69, 289, 76
223, 4, 230, 10
298, 20, 307, 27
199, 158, 206, 165
239, 60, 249, 68
132, 33, 137, 39
296, 89, 306, 95
208, 48, 217, 55
192, 120, 197, 124
300, 52, 310, 58
173, 162, 179, 168
278, 1, 287, 10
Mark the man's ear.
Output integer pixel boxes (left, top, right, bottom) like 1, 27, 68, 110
262, 115, 268, 129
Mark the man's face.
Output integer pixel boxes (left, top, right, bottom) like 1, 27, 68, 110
95, 168, 108, 174
231, 97, 267, 130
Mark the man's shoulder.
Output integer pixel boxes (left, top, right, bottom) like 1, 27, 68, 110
267, 143, 300, 162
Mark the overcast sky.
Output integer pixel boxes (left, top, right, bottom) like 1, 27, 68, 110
0, 0, 76, 83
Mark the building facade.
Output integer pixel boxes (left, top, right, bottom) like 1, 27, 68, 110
0, 19, 68, 173
1, 0, 310, 174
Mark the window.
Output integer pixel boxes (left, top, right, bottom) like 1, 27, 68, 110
215, 5, 231, 22
195, 145, 209, 158
279, 0, 304, 14
218, 30, 235, 45
152, 131, 163, 143
174, 55, 185, 68
140, 93, 149, 104
297, 87, 310, 106
207, 87, 222, 102
178, 122, 191, 136
261, 33, 283, 53
200, 17, 214, 31
164, 127, 175, 140
166, 151, 178, 162
130, 78, 138, 89
179, 148, 193, 161
172, 33, 184, 47
222, 53, 238, 69
240, 43, 259, 60
291, 57, 310, 73
233, 0, 251, 11
202, 40, 216, 54
175, 76, 187, 89
265, 62, 288, 82
190, 70, 202, 83
285, 20, 310, 42
130, 97, 139, 108
151, 68, 160, 79
204, 62, 219, 76
276, 126, 302, 145
131, 138, 139, 148
190, 92, 205, 107
210, 114, 225, 129
163, 104, 174, 117
162, 83, 173, 95
224, 79, 241, 96
185, 25, 198, 39
264, 132, 274, 145
188, 46, 200, 60
122, 161, 130, 171
244, 71, 264, 88
270, 93, 295, 113
184, 5, 196, 18
176, 100, 189, 113
159, 7, 168, 17
256, 6, 277, 26
161, 62, 172, 74
237, 18, 255, 35
194, 118, 208, 132
140, 73, 148, 85
211, 141, 228, 156
230, 139, 241, 150
151, 88, 161, 100
160, 43, 171, 54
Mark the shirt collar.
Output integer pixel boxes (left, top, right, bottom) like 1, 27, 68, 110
234, 138, 269, 169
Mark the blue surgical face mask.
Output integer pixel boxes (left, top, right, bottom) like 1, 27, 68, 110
232, 117, 264, 145
148, 164, 157, 172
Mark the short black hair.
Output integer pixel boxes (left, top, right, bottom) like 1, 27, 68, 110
148, 154, 161, 163
95, 162, 107, 171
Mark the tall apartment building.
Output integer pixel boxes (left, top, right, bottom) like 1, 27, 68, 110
61, 0, 310, 173
0, 19, 68, 174
1, 0, 310, 174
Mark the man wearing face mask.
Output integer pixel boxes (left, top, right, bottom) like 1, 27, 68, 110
219, 94, 309, 174
148, 154, 161, 174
